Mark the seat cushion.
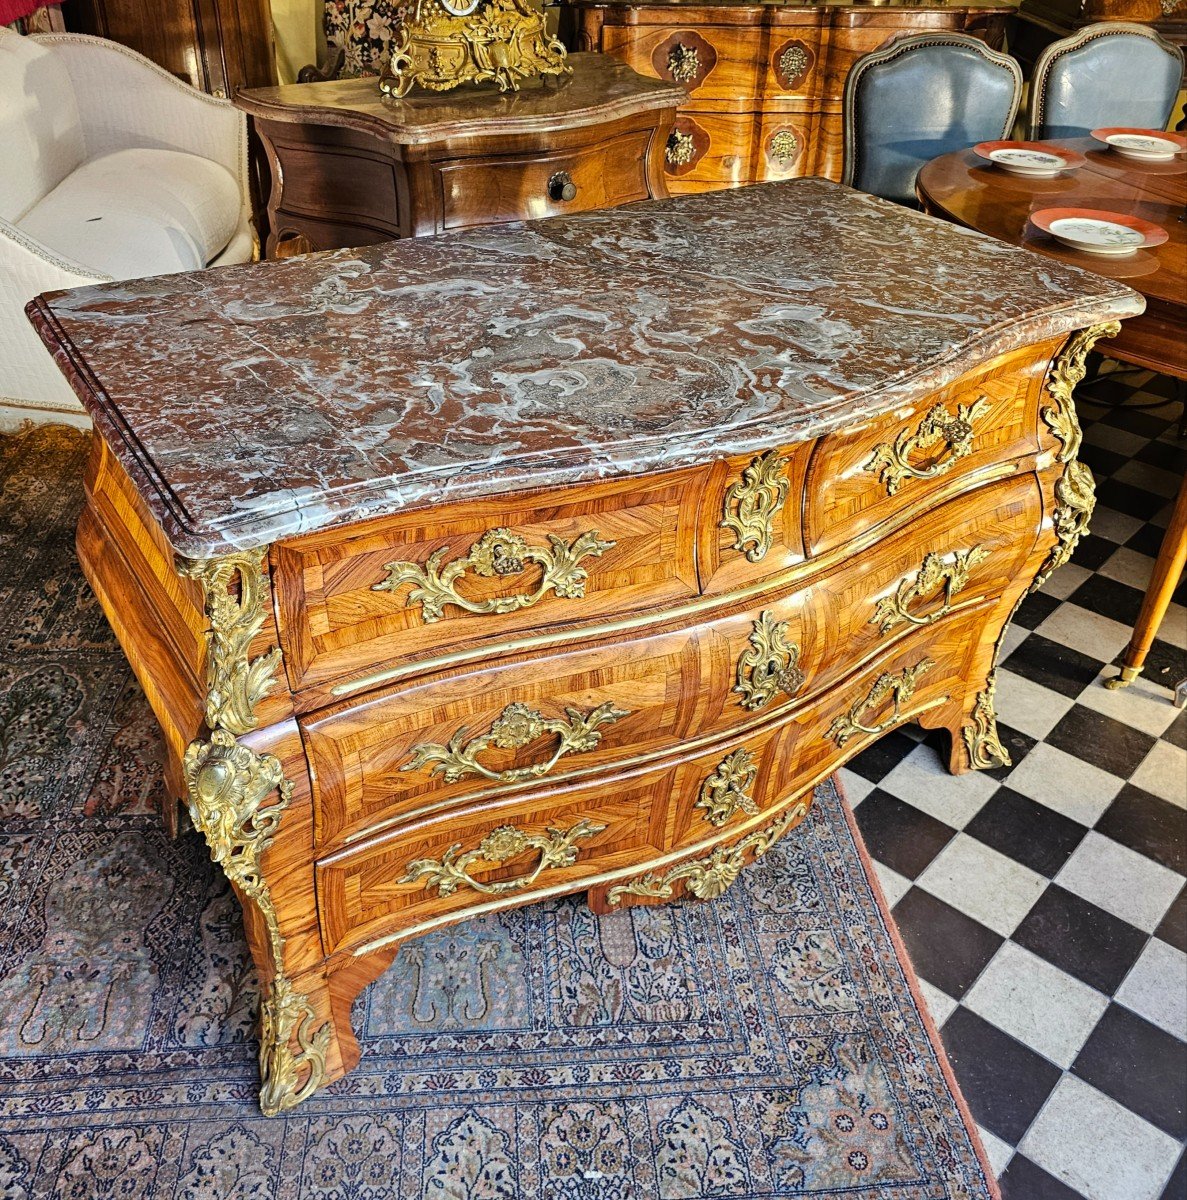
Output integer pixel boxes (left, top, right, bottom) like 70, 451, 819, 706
17, 147, 240, 279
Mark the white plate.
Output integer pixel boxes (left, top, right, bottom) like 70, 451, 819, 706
1047, 217, 1145, 256
988, 147, 1066, 176
1105, 133, 1180, 161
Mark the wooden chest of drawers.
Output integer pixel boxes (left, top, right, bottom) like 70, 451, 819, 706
29, 179, 1142, 1113
236, 53, 684, 256
559, 0, 1011, 190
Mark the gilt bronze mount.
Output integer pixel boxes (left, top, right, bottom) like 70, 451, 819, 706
378, 0, 571, 98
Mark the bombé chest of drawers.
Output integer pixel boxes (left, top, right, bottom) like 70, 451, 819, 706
559, 0, 1012, 190
29, 179, 1141, 1114
236, 53, 685, 256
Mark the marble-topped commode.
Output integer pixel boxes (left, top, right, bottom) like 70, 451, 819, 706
29, 178, 1141, 558
30, 178, 1142, 1118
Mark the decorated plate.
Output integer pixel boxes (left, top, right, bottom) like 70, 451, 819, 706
1091, 128, 1187, 161
974, 141, 1086, 176
1031, 207, 1169, 256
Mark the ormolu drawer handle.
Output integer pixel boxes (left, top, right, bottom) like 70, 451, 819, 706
871, 545, 990, 635
695, 748, 759, 827
734, 611, 804, 710
826, 658, 935, 747
721, 448, 790, 562
403, 700, 630, 784
373, 526, 614, 623
401, 818, 606, 898
548, 171, 577, 203
667, 42, 700, 82
865, 396, 990, 496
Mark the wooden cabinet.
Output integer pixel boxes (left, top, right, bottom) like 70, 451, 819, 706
65, 0, 277, 96
29, 177, 1141, 1113
559, 0, 1012, 190
236, 54, 685, 255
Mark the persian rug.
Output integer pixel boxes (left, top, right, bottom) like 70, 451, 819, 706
0, 425, 998, 1200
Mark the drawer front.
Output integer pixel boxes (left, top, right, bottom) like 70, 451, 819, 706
802, 345, 1055, 557
304, 474, 1038, 850
602, 26, 763, 98
436, 129, 656, 232
273, 467, 703, 693
315, 600, 985, 955
662, 112, 758, 187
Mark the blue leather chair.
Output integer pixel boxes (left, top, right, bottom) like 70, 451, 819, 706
843, 33, 1024, 206
1028, 23, 1184, 141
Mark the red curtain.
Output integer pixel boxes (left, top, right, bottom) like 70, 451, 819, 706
1, 0, 46, 24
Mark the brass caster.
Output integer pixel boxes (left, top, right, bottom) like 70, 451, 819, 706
1104, 665, 1142, 691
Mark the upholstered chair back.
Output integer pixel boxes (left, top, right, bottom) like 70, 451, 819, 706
0, 31, 84, 222
843, 33, 1023, 206
1028, 23, 1184, 141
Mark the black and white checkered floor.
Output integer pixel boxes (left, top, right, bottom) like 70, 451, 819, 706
842, 368, 1187, 1200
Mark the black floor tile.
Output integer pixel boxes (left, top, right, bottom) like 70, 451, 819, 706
1166, 711, 1187, 752
1013, 885, 1147, 994
1136, 437, 1187, 475
1096, 784, 1187, 875
1159, 1147, 1186, 1200
981, 723, 1037, 785
891, 888, 1003, 1000
1079, 442, 1130, 481
940, 1007, 1063, 1144
1068, 532, 1122, 572
845, 728, 919, 784
966, 787, 1088, 879
1095, 478, 1168, 524
1073, 1004, 1187, 1139
1132, 638, 1187, 693
1013, 589, 1061, 631
1000, 1154, 1084, 1200
1066, 573, 1147, 629
852, 789, 955, 880
1047, 705, 1157, 779
1127, 520, 1175, 561
1094, 404, 1177, 440
1006, 633, 1107, 699
1155, 885, 1187, 955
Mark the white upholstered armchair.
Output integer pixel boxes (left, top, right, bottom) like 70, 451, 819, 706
0, 30, 253, 429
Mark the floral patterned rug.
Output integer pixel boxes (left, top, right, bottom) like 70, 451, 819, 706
0, 425, 997, 1199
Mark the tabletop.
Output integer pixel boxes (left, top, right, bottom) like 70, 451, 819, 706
917, 137, 1185, 378
27, 178, 1142, 559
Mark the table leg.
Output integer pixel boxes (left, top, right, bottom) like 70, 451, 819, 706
1106, 464, 1187, 692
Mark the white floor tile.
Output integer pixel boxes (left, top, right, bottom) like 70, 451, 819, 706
994, 668, 1076, 739
1037, 561, 1092, 602
1019, 1075, 1181, 1200
1006, 742, 1124, 826
1090, 508, 1144, 546
1055, 832, 1183, 933
1113, 459, 1182, 500
1078, 669, 1182, 738
977, 1125, 1014, 1179
1034, 604, 1134, 664
964, 942, 1108, 1069
836, 767, 875, 807
1082, 422, 1147, 457
917, 979, 958, 1028
1116, 939, 1187, 1041
916, 835, 1047, 937
1130, 740, 1187, 809
879, 744, 997, 829
998, 623, 1030, 664
1097, 544, 1154, 591
871, 859, 911, 909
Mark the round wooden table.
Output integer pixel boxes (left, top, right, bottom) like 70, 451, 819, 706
918, 139, 1186, 700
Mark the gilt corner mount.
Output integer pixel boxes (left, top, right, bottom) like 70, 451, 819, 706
378, 0, 571, 98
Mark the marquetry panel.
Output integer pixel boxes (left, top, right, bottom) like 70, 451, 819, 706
802, 342, 1060, 556
272, 466, 705, 693
602, 24, 764, 98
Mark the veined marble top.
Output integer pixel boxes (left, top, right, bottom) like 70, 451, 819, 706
29, 178, 1143, 559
